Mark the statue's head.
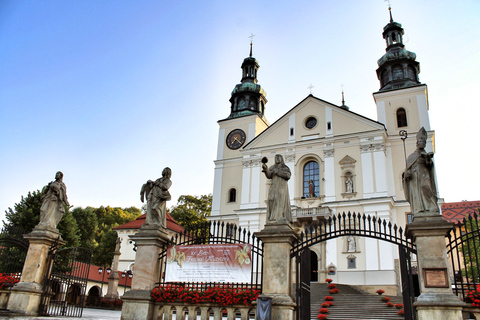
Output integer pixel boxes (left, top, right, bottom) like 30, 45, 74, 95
162, 167, 172, 179
416, 127, 427, 149
275, 154, 284, 165
55, 171, 63, 180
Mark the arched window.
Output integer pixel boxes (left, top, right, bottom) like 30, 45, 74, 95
396, 108, 408, 128
303, 161, 319, 198
392, 64, 403, 80
381, 69, 389, 87
228, 188, 237, 203
406, 65, 416, 81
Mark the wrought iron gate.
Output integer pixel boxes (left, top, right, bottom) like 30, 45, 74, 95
39, 245, 92, 317
0, 226, 28, 279
291, 212, 418, 320
295, 247, 311, 320
399, 246, 417, 320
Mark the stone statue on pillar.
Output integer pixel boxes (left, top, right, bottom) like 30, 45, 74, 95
402, 127, 440, 216
37, 171, 70, 230
105, 237, 121, 299
261, 155, 292, 224
140, 167, 172, 228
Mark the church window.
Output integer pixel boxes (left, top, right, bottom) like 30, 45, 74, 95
381, 69, 389, 86
406, 213, 413, 224
237, 97, 246, 111
303, 161, 319, 197
290, 128, 294, 136
228, 188, 237, 203
347, 256, 356, 269
406, 65, 416, 81
327, 122, 332, 130
392, 65, 403, 80
396, 108, 408, 127
305, 117, 317, 129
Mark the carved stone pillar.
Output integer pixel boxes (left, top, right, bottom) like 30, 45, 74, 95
120, 226, 170, 320
407, 215, 465, 320
105, 247, 121, 299
7, 227, 64, 316
255, 223, 298, 320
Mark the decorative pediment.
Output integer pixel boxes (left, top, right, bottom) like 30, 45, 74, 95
339, 155, 356, 167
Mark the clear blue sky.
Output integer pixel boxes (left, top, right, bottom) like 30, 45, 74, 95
1, 0, 479, 224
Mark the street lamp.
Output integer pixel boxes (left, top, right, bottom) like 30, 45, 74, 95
98, 266, 112, 297
122, 270, 133, 295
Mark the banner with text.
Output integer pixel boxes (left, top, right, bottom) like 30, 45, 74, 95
165, 243, 252, 283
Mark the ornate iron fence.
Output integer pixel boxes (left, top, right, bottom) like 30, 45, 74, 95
0, 225, 28, 283
446, 212, 480, 301
157, 221, 264, 292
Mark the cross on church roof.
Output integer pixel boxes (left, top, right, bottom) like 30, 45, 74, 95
249, 33, 255, 57
308, 84, 314, 94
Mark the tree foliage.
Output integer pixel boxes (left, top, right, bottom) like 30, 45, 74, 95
460, 216, 480, 282
3, 191, 142, 267
170, 194, 212, 230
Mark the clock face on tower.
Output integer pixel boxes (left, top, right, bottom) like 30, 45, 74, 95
226, 129, 246, 150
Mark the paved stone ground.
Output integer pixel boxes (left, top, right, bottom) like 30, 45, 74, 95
0, 308, 121, 320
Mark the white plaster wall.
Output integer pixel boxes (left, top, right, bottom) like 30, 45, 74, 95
325, 107, 333, 137
211, 163, 223, 216
241, 163, 250, 207
373, 147, 388, 196
416, 93, 430, 131
288, 114, 295, 143
376, 100, 386, 125
324, 155, 335, 202
365, 238, 379, 270
216, 128, 225, 160
361, 149, 374, 196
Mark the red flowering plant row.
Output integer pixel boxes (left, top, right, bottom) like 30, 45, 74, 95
0, 273, 19, 290
466, 285, 480, 307
317, 314, 328, 320
151, 284, 260, 306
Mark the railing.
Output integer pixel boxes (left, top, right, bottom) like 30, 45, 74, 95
152, 303, 256, 320
291, 206, 331, 219
446, 212, 480, 301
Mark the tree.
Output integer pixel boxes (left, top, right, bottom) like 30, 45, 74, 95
460, 216, 480, 282
170, 194, 212, 230
4, 189, 79, 247
4, 191, 142, 266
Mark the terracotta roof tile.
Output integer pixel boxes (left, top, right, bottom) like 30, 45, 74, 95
442, 200, 480, 223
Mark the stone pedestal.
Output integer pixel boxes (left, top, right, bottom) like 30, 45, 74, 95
105, 246, 121, 299
407, 215, 465, 320
120, 226, 170, 320
254, 223, 298, 320
7, 226, 64, 316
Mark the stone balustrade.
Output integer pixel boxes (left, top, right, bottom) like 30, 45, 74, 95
0, 290, 10, 309
152, 302, 256, 320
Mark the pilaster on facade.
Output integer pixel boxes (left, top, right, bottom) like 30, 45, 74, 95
240, 157, 262, 210
211, 163, 223, 216
324, 148, 335, 203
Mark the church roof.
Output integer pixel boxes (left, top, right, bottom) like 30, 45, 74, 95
441, 200, 480, 223
112, 212, 185, 234
243, 94, 386, 149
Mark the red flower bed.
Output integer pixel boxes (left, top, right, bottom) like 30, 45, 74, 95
395, 303, 404, 309
324, 296, 334, 301
386, 302, 394, 307
397, 310, 405, 315
329, 288, 340, 294
381, 296, 391, 302
317, 314, 328, 320
151, 284, 260, 306
327, 283, 336, 289
467, 285, 480, 307
318, 308, 329, 314
321, 301, 333, 308
0, 273, 19, 290
325, 278, 333, 283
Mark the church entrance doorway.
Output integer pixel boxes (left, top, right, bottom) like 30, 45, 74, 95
291, 212, 418, 320
310, 251, 318, 282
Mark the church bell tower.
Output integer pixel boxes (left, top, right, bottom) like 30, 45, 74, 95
211, 42, 269, 218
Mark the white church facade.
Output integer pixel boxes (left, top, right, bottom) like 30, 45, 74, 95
211, 13, 436, 289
